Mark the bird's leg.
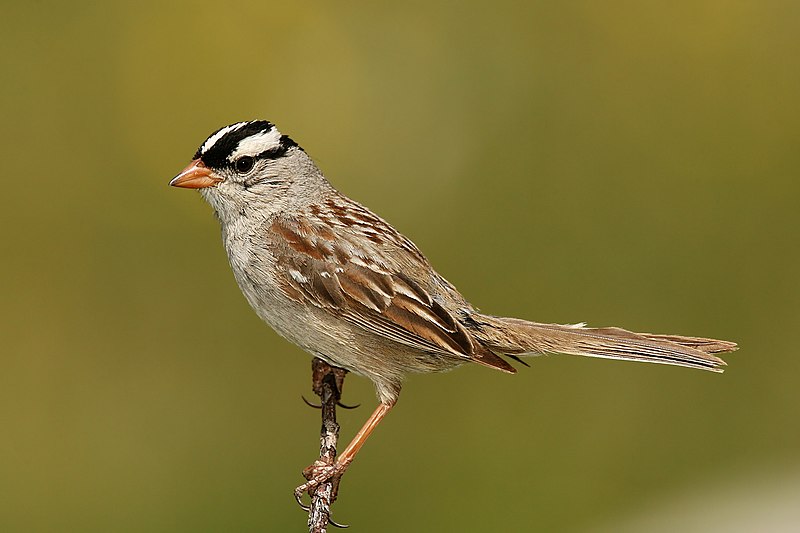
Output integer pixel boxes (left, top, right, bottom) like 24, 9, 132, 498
295, 401, 395, 504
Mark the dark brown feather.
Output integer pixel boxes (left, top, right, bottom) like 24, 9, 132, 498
267, 212, 508, 371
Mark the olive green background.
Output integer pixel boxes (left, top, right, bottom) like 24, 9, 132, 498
2, 2, 798, 532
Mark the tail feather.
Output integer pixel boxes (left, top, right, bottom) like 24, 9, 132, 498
469, 315, 736, 373
636, 333, 738, 354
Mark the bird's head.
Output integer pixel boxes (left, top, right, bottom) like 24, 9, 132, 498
170, 120, 320, 218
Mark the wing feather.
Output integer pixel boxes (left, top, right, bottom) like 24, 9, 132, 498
268, 215, 479, 361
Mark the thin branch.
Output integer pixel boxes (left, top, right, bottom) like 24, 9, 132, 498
306, 358, 348, 533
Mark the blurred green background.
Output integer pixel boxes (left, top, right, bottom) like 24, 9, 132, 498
2, 2, 798, 531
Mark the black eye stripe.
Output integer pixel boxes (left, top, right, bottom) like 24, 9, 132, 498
197, 121, 273, 166
196, 123, 304, 170
255, 145, 287, 160
234, 136, 301, 165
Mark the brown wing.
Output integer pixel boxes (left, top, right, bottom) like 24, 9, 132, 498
266, 202, 515, 373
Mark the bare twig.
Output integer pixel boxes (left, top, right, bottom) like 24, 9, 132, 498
306, 358, 348, 533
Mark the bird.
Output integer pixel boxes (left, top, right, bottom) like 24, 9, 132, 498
169, 119, 737, 502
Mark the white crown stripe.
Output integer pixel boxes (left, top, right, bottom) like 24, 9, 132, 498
200, 122, 249, 155
228, 127, 283, 161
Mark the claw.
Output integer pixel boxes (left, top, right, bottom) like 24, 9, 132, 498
328, 516, 350, 528
294, 488, 311, 512
296, 487, 349, 527
295, 464, 350, 526
302, 396, 359, 410
295, 462, 348, 511
301, 395, 322, 409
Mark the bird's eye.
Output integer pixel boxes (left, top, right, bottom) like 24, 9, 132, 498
234, 156, 255, 174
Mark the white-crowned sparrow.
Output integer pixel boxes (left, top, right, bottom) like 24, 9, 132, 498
170, 120, 736, 499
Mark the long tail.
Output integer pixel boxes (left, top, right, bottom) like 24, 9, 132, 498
468, 315, 737, 372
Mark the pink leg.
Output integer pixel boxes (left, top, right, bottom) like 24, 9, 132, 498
295, 402, 395, 503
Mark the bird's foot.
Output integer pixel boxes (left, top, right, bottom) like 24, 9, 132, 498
294, 459, 349, 510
